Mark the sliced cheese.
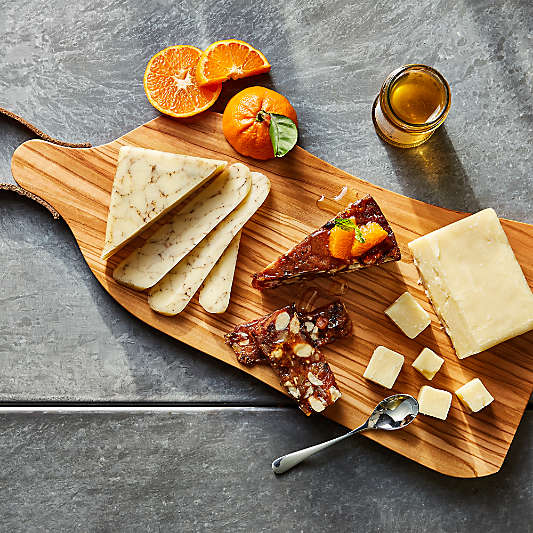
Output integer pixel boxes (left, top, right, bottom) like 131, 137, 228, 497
199, 232, 242, 314
102, 146, 227, 259
363, 346, 404, 389
149, 172, 271, 316
418, 386, 452, 420
408, 208, 533, 359
113, 163, 251, 290
385, 292, 431, 339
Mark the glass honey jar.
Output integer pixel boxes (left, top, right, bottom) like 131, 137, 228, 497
372, 64, 451, 148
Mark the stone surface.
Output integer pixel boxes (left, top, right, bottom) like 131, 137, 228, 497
0, 1, 532, 530
0, 0, 531, 403
1, 409, 531, 533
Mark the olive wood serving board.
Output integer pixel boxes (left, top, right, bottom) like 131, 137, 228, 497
11, 112, 533, 478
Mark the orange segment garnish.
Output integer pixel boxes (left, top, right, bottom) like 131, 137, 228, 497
351, 222, 389, 257
329, 225, 355, 260
144, 45, 222, 118
196, 40, 271, 86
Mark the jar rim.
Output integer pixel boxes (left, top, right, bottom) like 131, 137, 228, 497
385, 64, 451, 129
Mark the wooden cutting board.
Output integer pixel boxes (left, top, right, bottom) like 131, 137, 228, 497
11, 112, 533, 478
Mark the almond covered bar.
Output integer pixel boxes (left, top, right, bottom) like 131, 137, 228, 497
225, 301, 352, 367
251, 305, 342, 415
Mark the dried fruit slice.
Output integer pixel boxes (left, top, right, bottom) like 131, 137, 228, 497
225, 301, 352, 367
252, 195, 401, 290
251, 305, 342, 415
144, 45, 222, 118
196, 40, 271, 86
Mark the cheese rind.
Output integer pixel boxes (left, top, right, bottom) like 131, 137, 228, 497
113, 163, 251, 290
385, 292, 431, 339
455, 378, 494, 413
199, 232, 241, 314
408, 209, 533, 359
418, 386, 452, 420
102, 146, 227, 259
149, 172, 271, 316
363, 346, 404, 389
412, 347, 444, 380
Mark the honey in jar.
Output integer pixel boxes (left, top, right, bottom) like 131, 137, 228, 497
372, 65, 451, 148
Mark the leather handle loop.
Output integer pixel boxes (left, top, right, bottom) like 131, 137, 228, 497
1, 106, 92, 219
0, 106, 92, 148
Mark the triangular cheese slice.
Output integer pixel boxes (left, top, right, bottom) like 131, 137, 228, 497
101, 146, 227, 259
251, 195, 401, 290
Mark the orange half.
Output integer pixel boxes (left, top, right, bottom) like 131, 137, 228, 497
196, 39, 271, 86
144, 45, 222, 118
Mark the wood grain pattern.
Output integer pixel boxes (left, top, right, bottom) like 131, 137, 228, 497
11, 112, 533, 478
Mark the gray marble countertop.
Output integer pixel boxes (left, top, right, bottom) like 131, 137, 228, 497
1, 0, 532, 531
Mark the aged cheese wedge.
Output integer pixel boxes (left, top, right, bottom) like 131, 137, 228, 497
199, 232, 242, 314
102, 146, 227, 259
409, 208, 533, 359
149, 172, 271, 316
113, 163, 251, 290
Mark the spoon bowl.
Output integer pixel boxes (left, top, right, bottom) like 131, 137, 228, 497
272, 393, 419, 474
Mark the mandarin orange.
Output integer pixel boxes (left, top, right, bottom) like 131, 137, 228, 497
144, 45, 221, 118
222, 86, 298, 160
196, 39, 271, 86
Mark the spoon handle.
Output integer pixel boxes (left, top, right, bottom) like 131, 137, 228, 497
272, 421, 369, 474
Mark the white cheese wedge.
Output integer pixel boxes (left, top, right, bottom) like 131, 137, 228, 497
408, 208, 533, 359
148, 172, 271, 316
363, 346, 404, 389
385, 292, 431, 339
418, 386, 452, 420
113, 163, 251, 290
455, 378, 494, 413
412, 347, 444, 380
102, 146, 227, 259
199, 232, 241, 314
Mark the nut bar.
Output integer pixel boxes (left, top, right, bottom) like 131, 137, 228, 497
225, 301, 352, 367
252, 195, 400, 290
251, 305, 342, 415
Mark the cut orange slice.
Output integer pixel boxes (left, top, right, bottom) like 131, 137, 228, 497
144, 45, 222, 118
196, 39, 271, 86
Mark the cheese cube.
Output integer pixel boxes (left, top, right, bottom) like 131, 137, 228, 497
412, 348, 444, 380
363, 346, 404, 389
455, 378, 494, 413
408, 209, 533, 359
385, 292, 431, 339
418, 386, 452, 420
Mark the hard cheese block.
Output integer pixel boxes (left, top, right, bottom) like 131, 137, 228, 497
102, 146, 227, 259
412, 348, 444, 380
113, 163, 250, 290
418, 386, 452, 420
385, 292, 431, 339
455, 378, 494, 413
408, 208, 533, 359
363, 346, 404, 389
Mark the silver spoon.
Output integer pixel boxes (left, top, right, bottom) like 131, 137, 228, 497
272, 394, 419, 474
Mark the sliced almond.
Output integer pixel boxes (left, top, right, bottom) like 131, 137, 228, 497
275, 311, 290, 331
293, 343, 314, 358
307, 372, 323, 386
329, 386, 342, 402
288, 386, 300, 399
304, 321, 314, 332
289, 315, 300, 334
308, 396, 326, 412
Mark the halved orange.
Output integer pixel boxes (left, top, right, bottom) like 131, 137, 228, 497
196, 39, 271, 86
144, 45, 222, 118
